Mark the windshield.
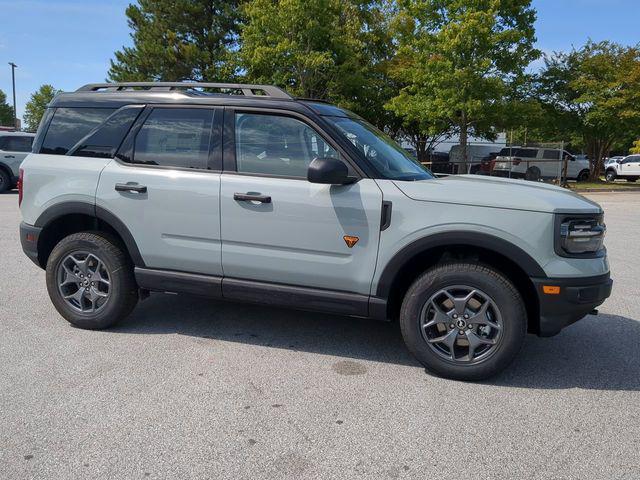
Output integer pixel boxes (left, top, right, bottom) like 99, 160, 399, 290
326, 116, 433, 181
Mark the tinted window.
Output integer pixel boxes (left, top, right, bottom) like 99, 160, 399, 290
133, 108, 213, 169
0, 136, 33, 152
543, 150, 561, 160
235, 113, 338, 177
326, 116, 432, 180
72, 106, 143, 158
516, 148, 537, 158
40, 108, 116, 155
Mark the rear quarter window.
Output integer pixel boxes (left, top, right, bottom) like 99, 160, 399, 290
40, 107, 116, 155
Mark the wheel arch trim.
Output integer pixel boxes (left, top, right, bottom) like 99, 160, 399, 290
34, 201, 146, 267
375, 231, 547, 298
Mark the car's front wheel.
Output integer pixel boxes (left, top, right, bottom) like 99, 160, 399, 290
605, 169, 617, 182
46, 232, 138, 329
577, 169, 590, 182
400, 262, 527, 381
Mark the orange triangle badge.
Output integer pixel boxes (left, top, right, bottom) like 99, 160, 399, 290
343, 235, 359, 248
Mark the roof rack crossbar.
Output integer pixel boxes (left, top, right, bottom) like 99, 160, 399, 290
76, 82, 293, 99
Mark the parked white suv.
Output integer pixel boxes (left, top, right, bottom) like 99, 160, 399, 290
605, 154, 640, 182
18, 82, 612, 380
0, 131, 35, 192
493, 147, 590, 182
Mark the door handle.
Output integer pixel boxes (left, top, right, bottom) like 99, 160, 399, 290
4, 155, 15, 158
115, 182, 147, 193
233, 192, 271, 203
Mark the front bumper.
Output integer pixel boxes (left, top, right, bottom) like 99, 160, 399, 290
20, 222, 42, 267
531, 273, 613, 337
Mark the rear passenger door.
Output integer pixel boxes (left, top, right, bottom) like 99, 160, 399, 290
96, 106, 224, 276
219, 109, 383, 297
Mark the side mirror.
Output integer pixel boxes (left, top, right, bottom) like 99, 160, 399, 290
307, 157, 354, 185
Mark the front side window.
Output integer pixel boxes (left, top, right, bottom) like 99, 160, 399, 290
325, 116, 432, 181
543, 150, 561, 160
133, 108, 213, 169
40, 108, 115, 155
235, 113, 339, 177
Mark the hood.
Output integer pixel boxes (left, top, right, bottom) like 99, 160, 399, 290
393, 175, 602, 214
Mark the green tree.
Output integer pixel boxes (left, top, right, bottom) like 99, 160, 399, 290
631, 140, 640, 154
108, 0, 243, 81
387, 0, 539, 170
239, 0, 393, 124
24, 85, 60, 132
538, 42, 640, 178
0, 90, 14, 127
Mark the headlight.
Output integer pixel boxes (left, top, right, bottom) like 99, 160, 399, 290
557, 215, 606, 255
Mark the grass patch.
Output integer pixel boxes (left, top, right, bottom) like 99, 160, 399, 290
568, 179, 640, 191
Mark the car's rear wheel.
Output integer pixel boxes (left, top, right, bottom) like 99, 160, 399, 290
626, 177, 637, 183
525, 166, 541, 181
399, 262, 527, 381
46, 232, 138, 329
0, 169, 10, 193
605, 169, 617, 182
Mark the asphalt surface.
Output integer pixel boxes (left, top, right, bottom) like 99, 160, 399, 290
1, 190, 638, 480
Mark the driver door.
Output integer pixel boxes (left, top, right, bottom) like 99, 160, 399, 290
219, 109, 383, 296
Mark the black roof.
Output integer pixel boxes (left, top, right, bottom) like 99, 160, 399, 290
49, 82, 357, 118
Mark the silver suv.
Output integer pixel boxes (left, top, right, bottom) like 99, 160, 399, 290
0, 131, 35, 192
18, 82, 612, 380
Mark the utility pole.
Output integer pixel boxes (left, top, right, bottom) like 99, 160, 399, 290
8, 62, 18, 130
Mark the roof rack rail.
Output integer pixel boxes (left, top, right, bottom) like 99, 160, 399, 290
76, 82, 293, 100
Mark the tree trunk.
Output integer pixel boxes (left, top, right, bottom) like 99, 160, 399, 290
459, 112, 468, 175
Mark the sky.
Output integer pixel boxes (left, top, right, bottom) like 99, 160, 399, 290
0, 0, 639, 124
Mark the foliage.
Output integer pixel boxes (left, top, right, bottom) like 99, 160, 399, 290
537, 41, 640, 178
239, 0, 394, 126
108, 0, 243, 81
631, 140, 640, 154
0, 90, 14, 127
23, 85, 60, 132
386, 0, 539, 167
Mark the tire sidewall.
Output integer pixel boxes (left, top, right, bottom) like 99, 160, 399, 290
46, 235, 133, 329
400, 264, 526, 380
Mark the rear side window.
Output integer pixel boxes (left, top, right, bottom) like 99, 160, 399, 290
516, 148, 537, 158
0, 136, 33, 152
71, 106, 143, 158
40, 108, 115, 155
132, 108, 213, 169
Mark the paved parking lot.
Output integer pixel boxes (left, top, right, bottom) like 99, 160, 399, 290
0, 190, 638, 480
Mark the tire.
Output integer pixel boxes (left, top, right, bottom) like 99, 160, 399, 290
577, 170, 590, 182
0, 169, 10, 193
605, 169, 617, 182
399, 262, 527, 381
45, 232, 138, 329
524, 166, 541, 182
626, 177, 637, 183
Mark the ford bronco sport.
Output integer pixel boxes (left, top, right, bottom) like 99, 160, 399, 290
18, 82, 612, 380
